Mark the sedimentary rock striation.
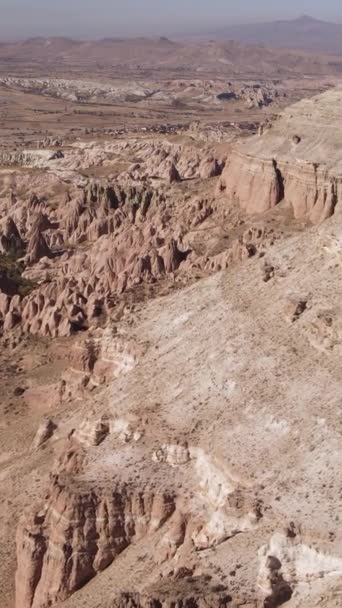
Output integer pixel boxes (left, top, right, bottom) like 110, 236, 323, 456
219, 87, 342, 223
16, 477, 177, 608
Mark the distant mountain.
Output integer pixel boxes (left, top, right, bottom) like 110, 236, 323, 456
1, 34, 342, 78
0, 36, 183, 66
208, 15, 342, 54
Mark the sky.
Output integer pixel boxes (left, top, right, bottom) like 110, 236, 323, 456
1, 0, 342, 39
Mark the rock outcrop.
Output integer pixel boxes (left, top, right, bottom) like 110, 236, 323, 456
32, 419, 57, 450
258, 533, 342, 607
16, 478, 177, 608
110, 581, 234, 608
218, 153, 283, 214
0, 216, 24, 255
219, 87, 342, 223
26, 216, 52, 265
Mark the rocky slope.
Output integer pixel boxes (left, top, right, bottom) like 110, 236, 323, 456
13, 203, 342, 608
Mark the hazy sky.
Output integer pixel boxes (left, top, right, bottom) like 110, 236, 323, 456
1, 0, 342, 39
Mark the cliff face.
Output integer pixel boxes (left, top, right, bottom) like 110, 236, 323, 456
219, 154, 341, 223
15, 434, 262, 608
279, 163, 340, 223
218, 152, 283, 214
16, 478, 176, 608
218, 87, 342, 223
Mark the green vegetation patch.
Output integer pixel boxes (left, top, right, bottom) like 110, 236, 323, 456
0, 253, 36, 297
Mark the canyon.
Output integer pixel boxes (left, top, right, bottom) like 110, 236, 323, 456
0, 36, 341, 608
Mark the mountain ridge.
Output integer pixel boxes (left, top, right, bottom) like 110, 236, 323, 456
205, 15, 342, 54
2, 34, 342, 78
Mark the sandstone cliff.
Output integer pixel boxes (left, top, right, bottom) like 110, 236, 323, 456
218, 87, 342, 223
16, 477, 177, 608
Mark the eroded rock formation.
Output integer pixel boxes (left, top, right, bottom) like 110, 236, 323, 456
16, 478, 177, 608
0, 168, 278, 337
110, 582, 234, 608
